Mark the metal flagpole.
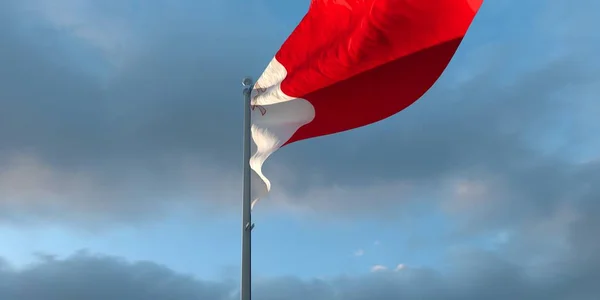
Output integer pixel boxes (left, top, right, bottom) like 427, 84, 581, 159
241, 77, 254, 300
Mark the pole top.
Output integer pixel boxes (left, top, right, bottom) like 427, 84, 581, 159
242, 77, 254, 87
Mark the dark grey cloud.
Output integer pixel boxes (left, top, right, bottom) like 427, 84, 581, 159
0, 0, 598, 227
0, 251, 234, 300
0, 0, 293, 224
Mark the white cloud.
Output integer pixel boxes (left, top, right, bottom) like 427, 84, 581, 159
370, 264, 387, 272
354, 249, 365, 257
394, 264, 406, 271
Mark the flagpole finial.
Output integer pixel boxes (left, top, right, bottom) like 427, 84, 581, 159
242, 77, 254, 87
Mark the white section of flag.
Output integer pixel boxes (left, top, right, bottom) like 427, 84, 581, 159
249, 58, 315, 209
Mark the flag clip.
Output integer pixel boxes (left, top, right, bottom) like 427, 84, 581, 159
245, 223, 255, 231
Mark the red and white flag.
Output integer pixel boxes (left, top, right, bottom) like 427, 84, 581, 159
250, 0, 483, 207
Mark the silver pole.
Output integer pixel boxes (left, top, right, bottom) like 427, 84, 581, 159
241, 77, 254, 300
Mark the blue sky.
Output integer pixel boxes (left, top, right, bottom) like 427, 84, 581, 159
0, 192, 456, 279
0, 0, 599, 299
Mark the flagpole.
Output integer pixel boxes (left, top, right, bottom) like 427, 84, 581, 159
241, 77, 254, 300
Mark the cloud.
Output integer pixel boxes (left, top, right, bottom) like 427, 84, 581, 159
394, 264, 406, 271
0, 0, 598, 229
353, 249, 364, 257
1, 236, 599, 300
0, 154, 244, 227
370, 265, 387, 272
370, 264, 406, 273
0, 251, 234, 300
0, 0, 287, 225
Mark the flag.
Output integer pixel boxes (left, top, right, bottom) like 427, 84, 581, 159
249, 0, 483, 207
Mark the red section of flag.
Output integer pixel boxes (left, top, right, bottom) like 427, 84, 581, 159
273, 0, 483, 145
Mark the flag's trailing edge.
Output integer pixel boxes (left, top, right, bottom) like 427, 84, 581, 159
249, 0, 484, 208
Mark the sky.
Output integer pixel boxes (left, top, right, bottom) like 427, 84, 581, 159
0, 0, 599, 299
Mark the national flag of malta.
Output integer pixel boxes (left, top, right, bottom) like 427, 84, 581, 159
250, 0, 483, 207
